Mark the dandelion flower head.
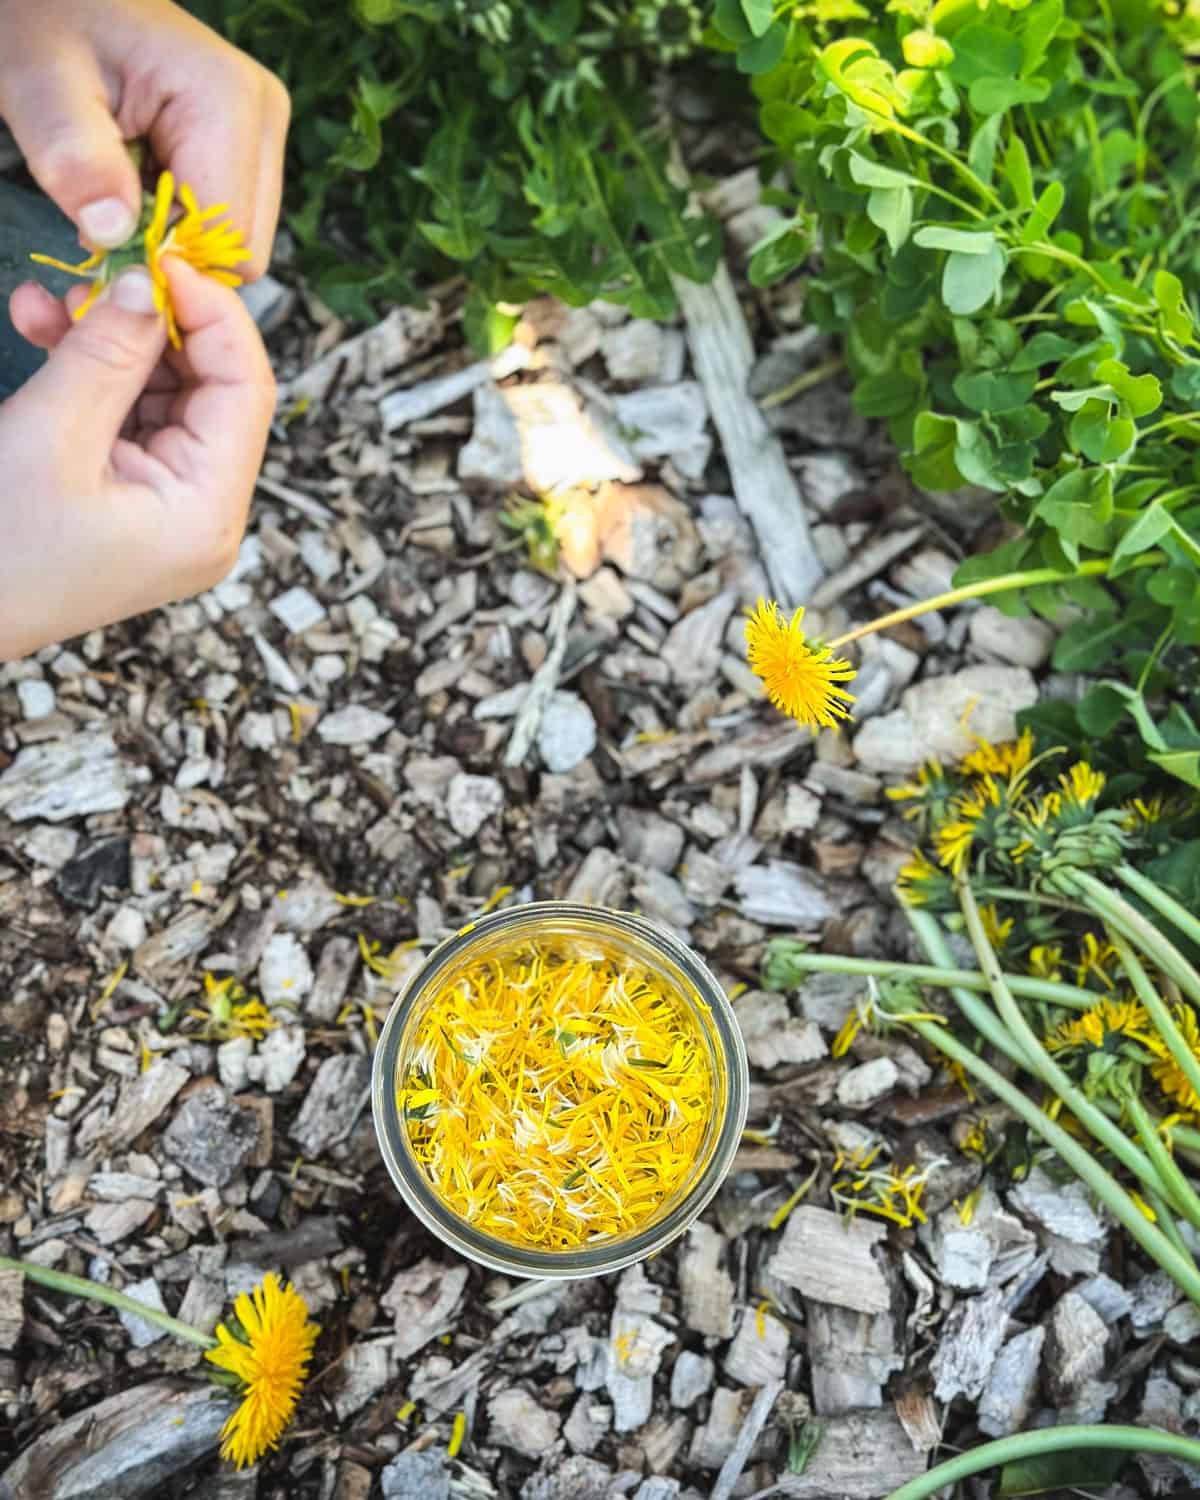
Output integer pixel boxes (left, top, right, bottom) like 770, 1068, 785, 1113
205, 1274, 319, 1470
744, 598, 856, 730
31, 169, 248, 348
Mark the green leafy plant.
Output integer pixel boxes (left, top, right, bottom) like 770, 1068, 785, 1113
730, 0, 1200, 785
186, 0, 721, 327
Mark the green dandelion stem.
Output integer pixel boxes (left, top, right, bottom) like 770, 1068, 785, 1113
897, 1017, 1200, 1308
765, 949, 1101, 1011
956, 881, 1192, 1216
1062, 868, 1200, 1008
1098, 1100, 1200, 1165
1108, 930, 1200, 1118
903, 910, 1196, 1220
1123, 1090, 1200, 1239
1143, 1184, 1197, 1267
1116, 863, 1200, 953
0, 1255, 217, 1349
825, 552, 1162, 652
883, 1424, 1200, 1500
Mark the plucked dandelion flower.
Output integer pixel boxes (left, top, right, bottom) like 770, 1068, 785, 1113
744, 598, 856, 730
1146, 1003, 1200, 1114
31, 169, 248, 349
960, 729, 1035, 781
895, 846, 950, 907
1075, 932, 1121, 990
978, 903, 1013, 952
205, 1274, 319, 1470
933, 779, 999, 876
1060, 761, 1106, 808
886, 759, 950, 821
144, 171, 248, 345
1044, 998, 1152, 1055
1028, 944, 1064, 982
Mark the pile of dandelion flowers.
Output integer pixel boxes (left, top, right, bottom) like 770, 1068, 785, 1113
744, 598, 856, 730
205, 1273, 320, 1471
30, 169, 248, 348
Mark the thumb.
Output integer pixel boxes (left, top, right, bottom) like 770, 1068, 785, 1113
0, 44, 142, 248
15, 270, 167, 449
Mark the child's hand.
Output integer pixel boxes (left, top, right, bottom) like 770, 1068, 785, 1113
0, 0, 290, 275
0, 258, 275, 660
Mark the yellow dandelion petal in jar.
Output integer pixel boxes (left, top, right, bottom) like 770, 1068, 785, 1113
744, 599, 856, 731
205, 1274, 319, 1470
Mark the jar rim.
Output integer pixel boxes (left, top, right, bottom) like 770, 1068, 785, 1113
371, 901, 749, 1279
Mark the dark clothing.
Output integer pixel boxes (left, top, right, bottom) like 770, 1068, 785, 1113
0, 181, 79, 400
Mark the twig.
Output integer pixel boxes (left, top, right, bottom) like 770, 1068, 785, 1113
710, 1378, 785, 1500
759, 355, 846, 411
504, 582, 576, 767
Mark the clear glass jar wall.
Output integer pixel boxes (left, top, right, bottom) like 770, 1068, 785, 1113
371, 902, 749, 1279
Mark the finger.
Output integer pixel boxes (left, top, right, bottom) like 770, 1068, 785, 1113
146, 63, 287, 278
9, 269, 167, 453
139, 258, 274, 491
0, 43, 141, 248
9, 282, 71, 351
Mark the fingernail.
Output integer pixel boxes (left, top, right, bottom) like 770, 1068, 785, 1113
79, 197, 137, 248
111, 268, 158, 315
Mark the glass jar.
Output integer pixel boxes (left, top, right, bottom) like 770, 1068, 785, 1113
371, 902, 748, 1279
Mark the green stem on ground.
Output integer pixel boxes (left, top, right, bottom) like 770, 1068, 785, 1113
883, 1424, 1200, 1500
0, 1255, 216, 1350
955, 882, 1185, 1209
1098, 1099, 1200, 1166
769, 948, 1099, 1011
1123, 1089, 1200, 1238
759, 355, 845, 410
1143, 1184, 1196, 1266
904, 909, 1044, 1075
892, 1015, 1200, 1306
1117, 863, 1200, 953
1061, 868, 1200, 1007
1109, 929, 1200, 1112
825, 554, 1161, 651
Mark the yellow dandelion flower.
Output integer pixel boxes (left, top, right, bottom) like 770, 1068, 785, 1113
895, 846, 940, 906
886, 759, 946, 818
1075, 932, 1121, 990
744, 598, 857, 730
978, 903, 1013, 952
205, 1275, 319, 1470
1123, 794, 1166, 827
934, 776, 1002, 876
1044, 998, 1151, 1054
1060, 761, 1105, 807
31, 169, 248, 350
959, 729, 1035, 780
145, 171, 248, 346
934, 817, 976, 876
1028, 945, 1064, 982
1146, 1004, 1200, 1114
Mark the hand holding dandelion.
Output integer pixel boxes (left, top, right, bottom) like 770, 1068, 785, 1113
0, 0, 288, 274
0, 254, 274, 660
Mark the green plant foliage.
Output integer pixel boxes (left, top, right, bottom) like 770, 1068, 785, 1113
186, 0, 720, 329
734, 0, 1200, 787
